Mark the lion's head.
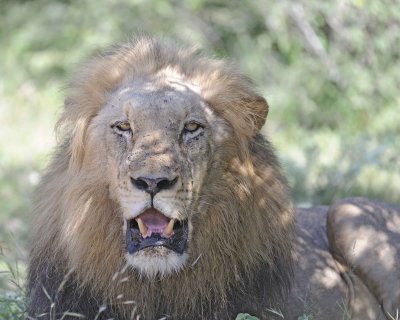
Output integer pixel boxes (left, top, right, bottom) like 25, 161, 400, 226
30, 37, 294, 318
102, 72, 238, 277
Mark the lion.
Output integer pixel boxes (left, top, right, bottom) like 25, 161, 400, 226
28, 36, 400, 320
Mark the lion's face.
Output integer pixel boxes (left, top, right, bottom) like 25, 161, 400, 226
93, 77, 231, 277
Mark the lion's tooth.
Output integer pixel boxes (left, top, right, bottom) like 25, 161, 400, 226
136, 218, 148, 236
163, 219, 175, 237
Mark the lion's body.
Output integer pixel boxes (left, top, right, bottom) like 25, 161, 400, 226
286, 202, 392, 320
28, 37, 399, 319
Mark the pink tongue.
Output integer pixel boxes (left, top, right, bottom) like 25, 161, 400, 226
139, 209, 169, 234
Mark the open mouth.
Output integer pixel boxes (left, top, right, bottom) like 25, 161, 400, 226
126, 208, 188, 255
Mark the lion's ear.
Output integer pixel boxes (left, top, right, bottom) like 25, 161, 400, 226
236, 94, 268, 136
248, 95, 269, 134
194, 57, 270, 137
205, 92, 269, 138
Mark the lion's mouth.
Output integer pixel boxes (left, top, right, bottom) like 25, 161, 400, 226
126, 208, 188, 255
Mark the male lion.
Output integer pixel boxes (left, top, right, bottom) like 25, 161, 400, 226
28, 37, 400, 319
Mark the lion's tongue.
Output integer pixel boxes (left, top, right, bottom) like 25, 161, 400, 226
136, 209, 170, 238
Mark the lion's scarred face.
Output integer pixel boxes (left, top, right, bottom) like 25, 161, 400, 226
93, 78, 231, 277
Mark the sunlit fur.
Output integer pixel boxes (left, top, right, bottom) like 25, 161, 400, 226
28, 36, 295, 319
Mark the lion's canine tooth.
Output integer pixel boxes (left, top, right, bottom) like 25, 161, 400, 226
136, 218, 148, 236
163, 219, 175, 237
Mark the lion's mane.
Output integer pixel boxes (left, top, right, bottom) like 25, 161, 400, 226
28, 37, 294, 319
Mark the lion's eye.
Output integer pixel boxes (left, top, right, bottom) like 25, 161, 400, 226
115, 121, 131, 132
183, 122, 201, 133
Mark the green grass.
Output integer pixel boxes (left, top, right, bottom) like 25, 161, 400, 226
0, 259, 27, 319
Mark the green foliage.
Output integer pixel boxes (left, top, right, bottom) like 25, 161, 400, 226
0, 292, 26, 320
297, 315, 314, 320
236, 313, 260, 320
0, 261, 27, 319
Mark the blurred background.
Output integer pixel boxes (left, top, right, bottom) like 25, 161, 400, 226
0, 0, 399, 317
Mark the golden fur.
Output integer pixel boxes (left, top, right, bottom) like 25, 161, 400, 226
28, 37, 294, 319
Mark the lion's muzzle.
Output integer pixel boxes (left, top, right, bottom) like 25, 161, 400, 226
131, 176, 178, 196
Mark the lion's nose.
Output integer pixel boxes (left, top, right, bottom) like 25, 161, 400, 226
131, 176, 178, 195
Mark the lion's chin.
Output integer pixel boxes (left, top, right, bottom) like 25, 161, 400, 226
125, 247, 189, 278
